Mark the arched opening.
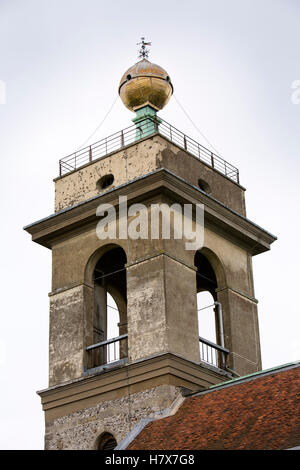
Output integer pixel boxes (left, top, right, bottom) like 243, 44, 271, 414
195, 251, 217, 299
194, 251, 227, 368
87, 246, 128, 369
97, 432, 117, 450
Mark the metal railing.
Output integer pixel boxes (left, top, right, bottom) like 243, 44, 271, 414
199, 335, 229, 369
85, 332, 229, 370
86, 333, 128, 368
59, 117, 239, 183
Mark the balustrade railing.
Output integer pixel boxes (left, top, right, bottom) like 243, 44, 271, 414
59, 117, 239, 183
199, 335, 229, 369
85, 332, 229, 371
86, 333, 128, 369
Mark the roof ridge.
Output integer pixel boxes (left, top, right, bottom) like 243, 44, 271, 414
185, 360, 300, 398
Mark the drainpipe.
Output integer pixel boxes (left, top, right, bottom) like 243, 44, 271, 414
214, 301, 225, 349
214, 301, 226, 367
214, 301, 239, 376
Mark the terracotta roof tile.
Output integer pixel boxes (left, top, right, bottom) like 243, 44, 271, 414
128, 365, 300, 450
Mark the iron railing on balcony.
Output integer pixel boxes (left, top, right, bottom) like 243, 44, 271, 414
86, 333, 128, 369
59, 117, 239, 183
85, 332, 229, 371
199, 335, 229, 369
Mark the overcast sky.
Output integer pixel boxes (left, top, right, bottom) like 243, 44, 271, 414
0, 0, 299, 450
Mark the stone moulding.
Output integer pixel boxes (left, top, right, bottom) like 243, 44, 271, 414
37, 352, 230, 422
24, 168, 276, 254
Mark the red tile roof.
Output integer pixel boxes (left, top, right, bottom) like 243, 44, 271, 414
128, 363, 300, 450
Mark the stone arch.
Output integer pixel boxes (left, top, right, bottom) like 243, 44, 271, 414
85, 243, 128, 369
194, 247, 227, 360
194, 250, 218, 300
197, 247, 227, 290
84, 242, 128, 287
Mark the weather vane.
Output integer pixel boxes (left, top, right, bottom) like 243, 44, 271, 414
137, 37, 151, 59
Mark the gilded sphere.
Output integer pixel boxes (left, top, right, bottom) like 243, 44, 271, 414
119, 59, 173, 112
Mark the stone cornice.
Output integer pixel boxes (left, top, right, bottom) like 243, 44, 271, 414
24, 168, 276, 255
37, 352, 230, 421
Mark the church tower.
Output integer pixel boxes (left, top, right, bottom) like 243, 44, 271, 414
25, 41, 276, 450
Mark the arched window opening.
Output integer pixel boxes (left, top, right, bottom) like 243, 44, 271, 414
194, 251, 227, 369
194, 251, 218, 300
97, 432, 117, 450
87, 246, 128, 369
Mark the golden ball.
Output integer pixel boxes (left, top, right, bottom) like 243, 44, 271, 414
119, 59, 173, 112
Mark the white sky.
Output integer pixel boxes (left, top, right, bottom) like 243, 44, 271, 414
0, 0, 299, 450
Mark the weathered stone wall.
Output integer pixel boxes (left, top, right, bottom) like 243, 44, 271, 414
127, 256, 168, 362
49, 284, 93, 386
54, 138, 167, 212
160, 146, 246, 216
45, 384, 181, 450
163, 256, 200, 362
217, 288, 261, 375
54, 135, 245, 216
126, 249, 200, 364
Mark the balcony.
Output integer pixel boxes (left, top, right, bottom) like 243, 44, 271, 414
199, 336, 229, 369
85, 332, 229, 374
86, 334, 128, 372
59, 117, 239, 183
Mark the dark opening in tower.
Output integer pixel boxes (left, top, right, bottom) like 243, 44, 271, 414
194, 251, 224, 367
89, 246, 127, 369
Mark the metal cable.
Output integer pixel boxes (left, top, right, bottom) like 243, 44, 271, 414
173, 94, 222, 157
197, 303, 215, 312
76, 94, 119, 151
93, 266, 126, 282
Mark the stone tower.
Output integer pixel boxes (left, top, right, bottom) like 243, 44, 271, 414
25, 46, 276, 450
